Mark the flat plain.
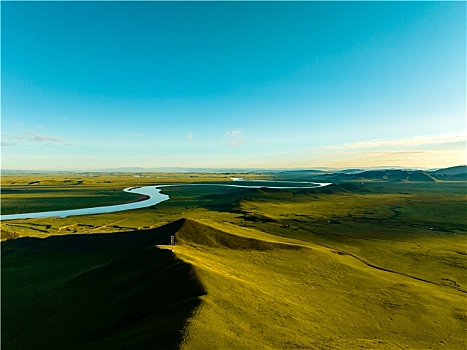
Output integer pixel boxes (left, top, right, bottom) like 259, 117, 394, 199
1, 171, 466, 349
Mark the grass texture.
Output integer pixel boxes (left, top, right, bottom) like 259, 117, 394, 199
1, 173, 466, 349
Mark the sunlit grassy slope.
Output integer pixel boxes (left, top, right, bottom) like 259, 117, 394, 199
3, 218, 465, 349
168, 219, 466, 350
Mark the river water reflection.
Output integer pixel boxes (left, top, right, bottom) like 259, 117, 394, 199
0, 181, 331, 221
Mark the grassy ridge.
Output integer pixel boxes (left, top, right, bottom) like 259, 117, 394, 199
3, 218, 465, 349
228, 183, 467, 293
169, 219, 466, 349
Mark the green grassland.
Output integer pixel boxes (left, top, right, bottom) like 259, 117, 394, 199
172, 219, 465, 349
1, 173, 466, 349
0, 172, 269, 215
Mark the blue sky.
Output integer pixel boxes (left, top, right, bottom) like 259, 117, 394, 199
2, 1, 466, 170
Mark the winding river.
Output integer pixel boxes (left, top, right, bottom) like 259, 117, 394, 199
0, 179, 332, 221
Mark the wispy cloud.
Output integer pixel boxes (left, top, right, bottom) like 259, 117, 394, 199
224, 130, 247, 147
319, 132, 466, 150
1, 141, 17, 147
32, 134, 65, 143
1, 133, 23, 140
1, 132, 68, 145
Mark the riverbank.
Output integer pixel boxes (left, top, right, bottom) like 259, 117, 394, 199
1, 180, 330, 221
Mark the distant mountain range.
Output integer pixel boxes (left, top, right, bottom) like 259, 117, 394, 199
2, 165, 466, 182
319, 165, 467, 182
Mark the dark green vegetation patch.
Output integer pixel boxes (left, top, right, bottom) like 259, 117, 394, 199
2, 225, 206, 350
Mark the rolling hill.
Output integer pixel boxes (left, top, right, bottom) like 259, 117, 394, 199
428, 165, 467, 181
327, 169, 437, 182
3, 218, 466, 349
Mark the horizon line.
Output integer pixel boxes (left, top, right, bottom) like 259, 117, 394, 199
2, 165, 466, 174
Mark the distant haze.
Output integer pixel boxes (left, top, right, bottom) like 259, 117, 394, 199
2, 2, 465, 170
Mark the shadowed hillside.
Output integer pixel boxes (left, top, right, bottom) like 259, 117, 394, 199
428, 165, 467, 181
323, 169, 437, 182
1, 224, 205, 350
429, 165, 467, 175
